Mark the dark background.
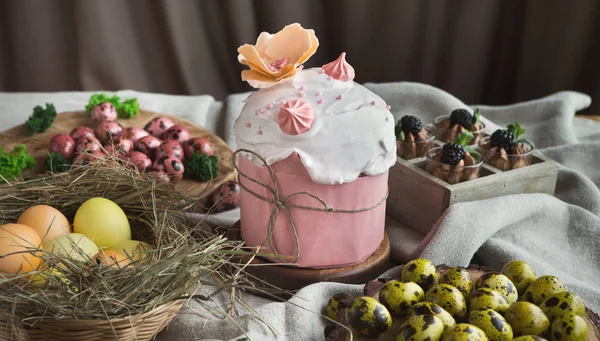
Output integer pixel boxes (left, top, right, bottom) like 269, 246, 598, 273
0, 0, 598, 114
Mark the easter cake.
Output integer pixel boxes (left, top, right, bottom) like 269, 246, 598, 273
233, 24, 397, 268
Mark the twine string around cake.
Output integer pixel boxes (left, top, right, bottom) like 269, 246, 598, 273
233, 149, 388, 264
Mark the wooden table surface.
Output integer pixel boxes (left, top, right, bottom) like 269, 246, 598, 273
581, 115, 600, 122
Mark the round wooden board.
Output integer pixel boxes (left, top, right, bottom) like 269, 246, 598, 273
221, 220, 391, 300
0, 110, 236, 206
325, 264, 600, 341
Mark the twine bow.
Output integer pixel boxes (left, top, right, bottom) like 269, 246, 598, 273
233, 149, 388, 264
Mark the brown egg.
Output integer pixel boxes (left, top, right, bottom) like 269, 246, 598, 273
17, 205, 71, 243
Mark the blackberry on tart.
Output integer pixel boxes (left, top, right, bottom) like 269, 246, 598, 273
394, 115, 435, 160
435, 107, 485, 144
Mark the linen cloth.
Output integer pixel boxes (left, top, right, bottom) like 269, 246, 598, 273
0, 85, 599, 341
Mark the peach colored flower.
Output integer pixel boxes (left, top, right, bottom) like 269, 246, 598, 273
238, 23, 319, 89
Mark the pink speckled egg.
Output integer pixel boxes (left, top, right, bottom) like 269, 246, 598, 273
184, 137, 214, 159
75, 137, 103, 154
126, 151, 152, 172
144, 117, 174, 138
48, 134, 76, 161
134, 135, 162, 157
91, 102, 117, 124
104, 137, 134, 156
162, 125, 191, 145
152, 156, 184, 182
156, 140, 184, 161
94, 121, 123, 143
124, 127, 149, 144
146, 167, 171, 183
209, 181, 241, 213
70, 126, 96, 142
72, 152, 100, 166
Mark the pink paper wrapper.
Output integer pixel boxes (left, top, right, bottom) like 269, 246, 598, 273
239, 154, 388, 268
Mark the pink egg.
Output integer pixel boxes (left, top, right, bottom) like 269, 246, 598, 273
104, 137, 134, 156
144, 117, 174, 138
126, 151, 152, 172
48, 134, 76, 161
94, 121, 123, 143
134, 135, 162, 157
72, 152, 100, 166
152, 156, 184, 182
184, 137, 214, 159
209, 181, 240, 213
124, 127, 149, 144
75, 137, 102, 154
146, 167, 171, 183
91, 102, 117, 124
70, 126, 96, 142
155, 140, 184, 161
162, 125, 190, 145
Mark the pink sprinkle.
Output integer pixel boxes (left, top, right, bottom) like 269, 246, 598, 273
316, 92, 322, 97
327, 76, 332, 80
385, 104, 391, 110
256, 108, 264, 114
269, 58, 289, 72
257, 130, 263, 135
298, 65, 304, 70
267, 103, 274, 109
319, 69, 325, 74
317, 99, 324, 104
298, 93, 305, 98
370, 101, 376, 106
299, 85, 305, 91
336, 95, 342, 101
245, 122, 251, 128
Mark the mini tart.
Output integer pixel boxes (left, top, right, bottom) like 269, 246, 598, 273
426, 150, 481, 184
435, 118, 485, 144
396, 127, 435, 160
479, 140, 533, 171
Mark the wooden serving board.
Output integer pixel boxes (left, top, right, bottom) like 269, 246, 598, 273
325, 264, 600, 341
0, 110, 236, 206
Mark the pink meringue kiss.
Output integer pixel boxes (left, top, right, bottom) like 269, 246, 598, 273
276, 99, 315, 135
322, 52, 355, 82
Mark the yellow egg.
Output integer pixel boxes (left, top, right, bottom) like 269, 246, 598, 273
73, 197, 131, 248
42, 233, 99, 262
0, 224, 42, 276
17, 205, 71, 243
107, 240, 153, 261
93, 250, 132, 268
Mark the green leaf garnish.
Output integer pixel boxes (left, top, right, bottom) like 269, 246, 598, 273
118, 98, 140, 119
454, 131, 474, 146
85, 93, 121, 116
518, 138, 536, 149
26, 103, 57, 136
394, 121, 404, 140
507, 122, 527, 140
463, 145, 481, 160
473, 107, 480, 124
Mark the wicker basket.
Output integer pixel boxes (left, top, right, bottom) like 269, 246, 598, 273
0, 300, 183, 341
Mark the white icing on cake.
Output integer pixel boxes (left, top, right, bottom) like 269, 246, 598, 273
234, 67, 397, 185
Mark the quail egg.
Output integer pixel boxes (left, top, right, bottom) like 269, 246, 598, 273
469, 288, 511, 314
325, 293, 352, 320
401, 258, 438, 291
346, 296, 392, 337
502, 260, 537, 295
397, 315, 446, 341
539, 291, 585, 321
468, 309, 513, 341
550, 312, 588, 341
409, 302, 456, 329
440, 267, 473, 298
475, 273, 518, 305
523, 276, 566, 305
504, 301, 550, 336
442, 323, 489, 341
512, 336, 549, 341
426, 284, 467, 320
379, 280, 425, 315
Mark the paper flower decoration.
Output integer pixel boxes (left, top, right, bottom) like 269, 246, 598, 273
238, 23, 319, 89
322, 52, 355, 81
277, 99, 315, 135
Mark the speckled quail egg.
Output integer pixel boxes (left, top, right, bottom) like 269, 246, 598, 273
550, 312, 588, 341
409, 302, 456, 329
379, 280, 425, 315
469, 288, 511, 314
325, 293, 352, 320
440, 267, 473, 298
397, 315, 446, 341
539, 291, 585, 321
401, 258, 438, 291
502, 260, 537, 295
468, 309, 513, 341
522, 276, 566, 305
346, 296, 392, 337
475, 273, 518, 305
441, 323, 489, 341
512, 336, 549, 341
426, 284, 467, 320
504, 301, 550, 336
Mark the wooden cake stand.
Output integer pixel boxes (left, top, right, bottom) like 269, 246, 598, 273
221, 220, 391, 299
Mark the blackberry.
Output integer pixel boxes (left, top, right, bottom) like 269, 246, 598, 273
400, 115, 423, 136
450, 109, 473, 128
490, 129, 516, 153
441, 143, 465, 165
